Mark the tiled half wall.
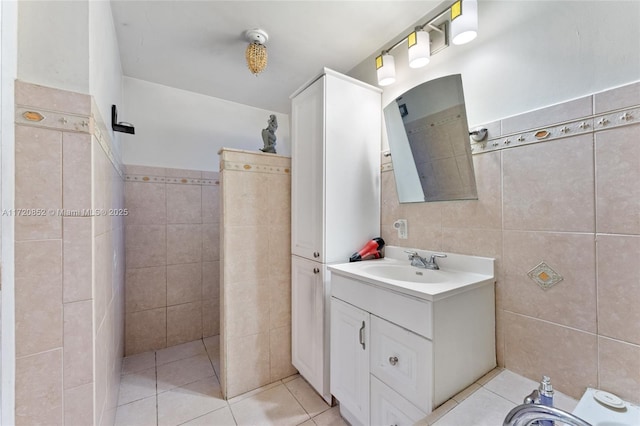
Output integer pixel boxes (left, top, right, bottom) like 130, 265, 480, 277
14, 81, 125, 425
219, 149, 296, 399
124, 165, 220, 355
380, 81, 640, 402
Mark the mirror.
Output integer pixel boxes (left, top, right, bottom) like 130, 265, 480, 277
384, 74, 478, 203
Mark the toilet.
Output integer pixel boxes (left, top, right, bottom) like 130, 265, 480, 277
572, 388, 640, 426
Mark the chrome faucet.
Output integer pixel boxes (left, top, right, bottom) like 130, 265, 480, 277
405, 251, 447, 270
503, 403, 592, 426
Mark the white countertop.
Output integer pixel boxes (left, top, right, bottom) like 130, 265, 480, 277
328, 246, 495, 302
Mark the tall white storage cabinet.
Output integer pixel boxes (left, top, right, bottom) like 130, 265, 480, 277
290, 68, 381, 403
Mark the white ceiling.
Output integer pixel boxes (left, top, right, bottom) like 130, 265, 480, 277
110, 1, 442, 113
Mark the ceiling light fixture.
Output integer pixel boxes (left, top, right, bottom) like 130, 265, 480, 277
375, 0, 479, 86
245, 28, 268, 75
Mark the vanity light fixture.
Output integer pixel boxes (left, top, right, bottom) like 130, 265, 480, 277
245, 28, 268, 75
375, 53, 396, 86
408, 29, 431, 68
451, 0, 478, 45
375, 0, 479, 85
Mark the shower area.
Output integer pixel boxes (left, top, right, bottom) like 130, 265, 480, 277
123, 148, 296, 398
123, 165, 221, 355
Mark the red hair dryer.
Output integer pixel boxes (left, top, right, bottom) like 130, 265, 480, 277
349, 237, 385, 262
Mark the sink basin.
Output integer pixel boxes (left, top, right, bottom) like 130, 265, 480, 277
359, 263, 452, 284
327, 246, 495, 301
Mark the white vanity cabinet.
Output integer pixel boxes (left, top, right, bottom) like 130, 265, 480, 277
290, 67, 381, 263
290, 68, 381, 403
329, 269, 496, 426
291, 256, 327, 399
330, 298, 370, 424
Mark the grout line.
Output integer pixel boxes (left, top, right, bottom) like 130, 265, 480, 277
164, 180, 168, 352
481, 385, 520, 406
227, 398, 239, 426
499, 146, 506, 368
155, 350, 159, 426
501, 310, 598, 336
203, 337, 221, 384
593, 130, 601, 391
281, 379, 315, 419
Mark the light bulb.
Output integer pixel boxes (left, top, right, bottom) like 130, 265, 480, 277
408, 30, 431, 68
376, 54, 396, 86
451, 0, 478, 45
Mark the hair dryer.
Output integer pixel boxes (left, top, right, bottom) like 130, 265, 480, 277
349, 237, 385, 262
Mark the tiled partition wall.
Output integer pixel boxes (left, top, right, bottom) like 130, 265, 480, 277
124, 165, 220, 355
380, 81, 640, 402
219, 149, 296, 399
14, 81, 125, 425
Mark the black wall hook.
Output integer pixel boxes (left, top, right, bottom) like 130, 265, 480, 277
112, 105, 135, 134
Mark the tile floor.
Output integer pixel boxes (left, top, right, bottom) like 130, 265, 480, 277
421, 368, 578, 425
115, 336, 345, 426
116, 336, 578, 426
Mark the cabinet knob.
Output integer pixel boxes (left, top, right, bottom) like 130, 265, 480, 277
313, 252, 320, 258
388, 356, 399, 366
313, 268, 320, 274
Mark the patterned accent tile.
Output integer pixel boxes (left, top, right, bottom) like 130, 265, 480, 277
527, 261, 563, 289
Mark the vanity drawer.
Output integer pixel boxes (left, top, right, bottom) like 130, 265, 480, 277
331, 274, 432, 339
370, 315, 432, 413
370, 375, 427, 426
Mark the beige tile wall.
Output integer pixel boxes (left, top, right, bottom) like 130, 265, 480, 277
123, 165, 220, 355
380, 81, 640, 402
92, 121, 126, 426
14, 81, 125, 425
219, 148, 296, 399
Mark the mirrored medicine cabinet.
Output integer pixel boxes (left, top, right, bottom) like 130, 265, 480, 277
384, 74, 478, 203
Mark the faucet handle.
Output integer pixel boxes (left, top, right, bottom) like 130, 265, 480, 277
524, 389, 540, 404
429, 253, 447, 261
404, 250, 419, 258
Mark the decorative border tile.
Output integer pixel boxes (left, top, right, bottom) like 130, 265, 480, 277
124, 174, 219, 186
91, 99, 125, 179
16, 106, 93, 134
220, 160, 290, 176
381, 162, 394, 172
16, 99, 126, 180
472, 105, 640, 155
382, 99, 639, 173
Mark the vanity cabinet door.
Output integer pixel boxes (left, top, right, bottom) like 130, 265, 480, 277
291, 77, 324, 263
370, 315, 432, 413
370, 375, 427, 426
292, 256, 326, 396
330, 297, 370, 426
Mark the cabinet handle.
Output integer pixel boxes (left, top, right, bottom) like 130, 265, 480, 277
313, 252, 320, 258
388, 356, 399, 366
359, 321, 366, 350
313, 267, 320, 274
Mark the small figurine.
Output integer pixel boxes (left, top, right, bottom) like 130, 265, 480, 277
260, 114, 278, 153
